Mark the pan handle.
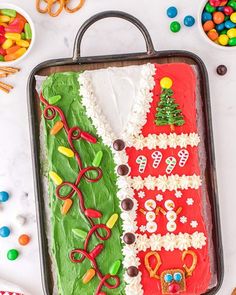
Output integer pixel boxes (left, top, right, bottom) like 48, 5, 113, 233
73, 10, 155, 61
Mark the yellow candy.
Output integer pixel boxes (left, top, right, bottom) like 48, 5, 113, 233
49, 171, 63, 185
5, 33, 21, 41
14, 48, 27, 58
218, 34, 229, 46
106, 213, 119, 229
160, 77, 173, 89
230, 12, 236, 24
2, 39, 13, 50
227, 28, 236, 39
58, 146, 74, 158
82, 268, 96, 284
61, 199, 73, 215
0, 15, 10, 22
16, 39, 30, 48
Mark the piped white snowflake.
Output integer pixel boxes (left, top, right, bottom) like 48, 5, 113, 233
140, 225, 146, 233
156, 194, 163, 201
175, 191, 183, 198
190, 220, 198, 228
180, 216, 187, 224
138, 191, 145, 199
186, 198, 194, 205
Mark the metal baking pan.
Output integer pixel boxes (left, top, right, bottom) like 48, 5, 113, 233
27, 10, 223, 295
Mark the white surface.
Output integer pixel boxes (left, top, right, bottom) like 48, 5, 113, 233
0, 0, 234, 294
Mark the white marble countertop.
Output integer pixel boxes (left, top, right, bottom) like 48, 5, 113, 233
0, 0, 234, 294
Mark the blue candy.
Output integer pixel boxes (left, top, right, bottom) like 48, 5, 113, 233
216, 23, 225, 31
0, 226, 10, 238
173, 272, 182, 282
217, 6, 224, 11
0, 191, 9, 202
225, 20, 236, 29
167, 6, 178, 18
202, 11, 212, 22
164, 273, 173, 283
184, 15, 195, 27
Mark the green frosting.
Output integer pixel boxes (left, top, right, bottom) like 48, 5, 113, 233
41, 72, 125, 295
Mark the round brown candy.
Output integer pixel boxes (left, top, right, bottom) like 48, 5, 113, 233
127, 266, 139, 277
121, 198, 134, 211
117, 165, 129, 176
216, 65, 227, 76
113, 139, 125, 151
123, 232, 135, 244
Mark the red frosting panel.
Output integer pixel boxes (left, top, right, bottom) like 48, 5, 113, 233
126, 63, 211, 295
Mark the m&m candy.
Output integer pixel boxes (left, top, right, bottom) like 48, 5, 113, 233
170, 21, 181, 33
202, 0, 236, 46
184, 15, 195, 27
7, 249, 19, 260
0, 191, 9, 202
167, 6, 178, 18
0, 226, 10, 237
18, 234, 30, 246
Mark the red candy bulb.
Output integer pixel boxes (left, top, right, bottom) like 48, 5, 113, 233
224, 6, 234, 15
80, 131, 97, 143
168, 283, 181, 294
209, 0, 222, 6
85, 208, 102, 218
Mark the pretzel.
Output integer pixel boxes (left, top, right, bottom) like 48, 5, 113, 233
182, 250, 197, 277
144, 251, 162, 279
64, 0, 85, 13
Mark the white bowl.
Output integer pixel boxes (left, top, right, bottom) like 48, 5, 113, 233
0, 3, 35, 65
198, 0, 236, 50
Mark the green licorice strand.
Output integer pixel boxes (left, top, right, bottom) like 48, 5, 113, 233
1, 9, 16, 17
92, 151, 103, 167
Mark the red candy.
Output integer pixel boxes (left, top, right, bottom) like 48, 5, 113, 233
5, 18, 25, 33
0, 47, 6, 55
210, 0, 222, 6
85, 208, 102, 218
80, 131, 97, 143
0, 25, 5, 35
0, 35, 5, 45
168, 283, 181, 293
224, 6, 234, 15
90, 244, 104, 259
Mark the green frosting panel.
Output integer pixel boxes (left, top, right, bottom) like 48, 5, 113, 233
41, 72, 125, 295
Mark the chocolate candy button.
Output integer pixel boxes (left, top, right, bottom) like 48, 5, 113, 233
121, 198, 134, 211
117, 165, 129, 176
113, 139, 125, 151
123, 232, 135, 244
127, 266, 139, 277
216, 65, 227, 75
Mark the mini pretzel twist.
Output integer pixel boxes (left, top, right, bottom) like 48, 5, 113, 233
182, 250, 198, 277
144, 251, 162, 279
36, 0, 85, 16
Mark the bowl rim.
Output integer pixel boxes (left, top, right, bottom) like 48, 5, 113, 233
0, 3, 35, 65
198, 0, 236, 50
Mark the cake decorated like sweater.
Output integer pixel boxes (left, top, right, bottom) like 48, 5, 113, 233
40, 62, 213, 295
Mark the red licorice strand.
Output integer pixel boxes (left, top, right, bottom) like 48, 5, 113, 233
90, 244, 104, 259
84, 224, 111, 251
95, 274, 120, 295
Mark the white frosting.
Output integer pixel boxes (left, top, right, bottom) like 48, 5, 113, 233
129, 174, 202, 191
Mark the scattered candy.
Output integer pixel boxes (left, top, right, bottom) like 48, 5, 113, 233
85, 208, 102, 218
72, 228, 87, 239
80, 131, 97, 143
178, 149, 189, 167
167, 6, 178, 18
151, 151, 162, 168
113, 139, 125, 151
217, 64, 228, 75
123, 232, 135, 245
202, 1, 236, 46
170, 21, 181, 33
7, 249, 19, 261
58, 146, 74, 158
18, 234, 30, 246
49, 95, 61, 105
127, 266, 139, 277
184, 15, 195, 27
160, 77, 173, 89
106, 213, 119, 229
61, 199, 73, 215
92, 151, 103, 167
82, 268, 96, 284
117, 164, 129, 176
49, 171, 63, 185
136, 155, 147, 173
121, 198, 134, 211
0, 191, 9, 202
0, 226, 10, 237
24, 23, 32, 39
1, 9, 17, 18
165, 156, 177, 174
50, 120, 64, 135
16, 214, 27, 225
109, 260, 121, 275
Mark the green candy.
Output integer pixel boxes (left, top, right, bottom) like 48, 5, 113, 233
24, 23, 32, 40
92, 151, 103, 167
220, 29, 228, 35
49, 95, 61, 105
72, 229, 87, 240
0, 55, 4, 62
21, 32, 26, 40
229, 37, 236, 46
7, 249, 19, 261
109, 260, 121, 275
170, 21, 181, 33
228, 0, 236, 10
205, 3, 216, 13
1, 9, 16, 17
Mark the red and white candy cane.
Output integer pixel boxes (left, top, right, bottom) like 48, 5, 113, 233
151, 151, 162, 168
136, 155, 147, 173
165, 156, 177, 174
178, 149, 189, 167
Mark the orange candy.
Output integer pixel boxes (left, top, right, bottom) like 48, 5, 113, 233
18, 234, 30, 246
6, 45, 21, 55
213, 11, 225, 24
50, 120, 64, 135
82, 268, 96, 284
61, 199, 73, 215
203, 20, 215, 32
207, 29, 219, 41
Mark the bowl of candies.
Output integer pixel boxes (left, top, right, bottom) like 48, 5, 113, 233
200, 0, 236, 48
0, 3, 35, 64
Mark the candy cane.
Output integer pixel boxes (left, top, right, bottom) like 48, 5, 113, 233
136, 155, 147, 173
165, 156, 177, 174
151, 151, 162, 168
178, 149, 189, 167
